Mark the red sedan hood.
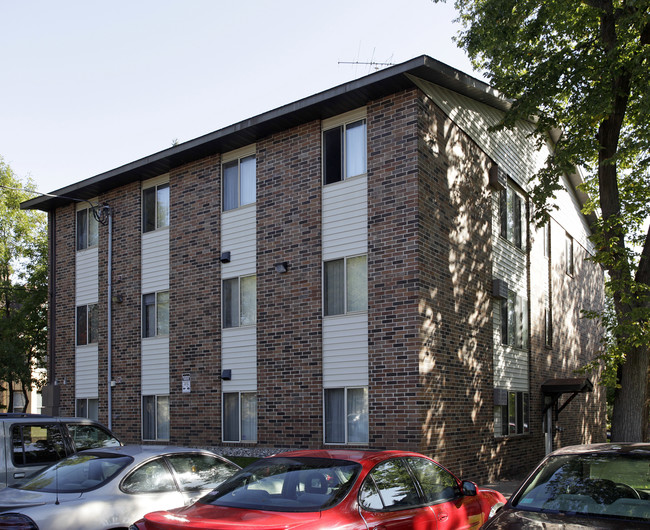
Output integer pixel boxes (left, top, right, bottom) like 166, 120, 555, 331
142, 503, 323, 530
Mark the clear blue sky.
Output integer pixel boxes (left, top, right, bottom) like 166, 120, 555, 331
0, 0, 479, 196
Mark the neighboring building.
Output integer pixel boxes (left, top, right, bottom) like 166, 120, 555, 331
23, 56, 605, 482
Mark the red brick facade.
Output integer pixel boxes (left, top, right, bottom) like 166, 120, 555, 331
46, 81, 605, 482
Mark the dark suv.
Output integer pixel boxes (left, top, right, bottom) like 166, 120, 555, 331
0, 413, 121, 487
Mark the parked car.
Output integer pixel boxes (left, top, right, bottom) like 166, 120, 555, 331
0, 445, 240, 530
482, 443, 650, 529
0, 413, 121, 488
131, 448, 506, 530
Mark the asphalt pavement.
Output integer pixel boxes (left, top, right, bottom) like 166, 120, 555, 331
480, 477, 524, 499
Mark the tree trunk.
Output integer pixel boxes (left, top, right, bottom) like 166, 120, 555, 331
611, 344, 650, 441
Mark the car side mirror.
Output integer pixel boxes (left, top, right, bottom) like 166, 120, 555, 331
462, 480, 478, 496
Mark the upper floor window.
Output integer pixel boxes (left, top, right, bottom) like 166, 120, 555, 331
76, 207, 99, 251
499, 185, 526, 250
223, 275, 256, 328
143, 183, 169, 233
142, 291, 169, 338
76, 303, 98, 346
565, 233, 574, 276
500, 290, 528, 349
324, 255, 367, 316
323, 118, 367, 185
223, 155, 256, 211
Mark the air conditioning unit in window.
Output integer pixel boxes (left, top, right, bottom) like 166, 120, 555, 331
492, 278, 508, 300
489, 164, 507, 191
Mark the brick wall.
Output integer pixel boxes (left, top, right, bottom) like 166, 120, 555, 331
168, 155, 222, 446
256, 121, 324, 447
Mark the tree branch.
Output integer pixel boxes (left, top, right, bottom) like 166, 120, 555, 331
635, 223, 650, 286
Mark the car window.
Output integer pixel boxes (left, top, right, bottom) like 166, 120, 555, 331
11, 424, 67, 466
122, 458, 177, 494
166, 454, 239, 492
360, 458, 421, 511
405, 456, 460, 504
20, 453, 133, 493
67, 423, 121, 450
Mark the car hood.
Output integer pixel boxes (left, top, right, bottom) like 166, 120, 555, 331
485, 508, 650, 529
143, 503, 324, 530
0, 488, 82, 512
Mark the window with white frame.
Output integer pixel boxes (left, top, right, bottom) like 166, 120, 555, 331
12, 392, 26, 413
500, 290, 528, 349
323, 118, 367, 185
223, 392, 257, 442
324, 387, 368, 444
76, 304, 98, 346
499, 185, 526, 250
76, 398, 99, 421
142, 395, 170, 441
223, 155, 256, 211
565, 233, 574, 276
142, 182, 170, 233
324, 255, 367, 316
544, 306, 553, 348
223, 275, 256, 328
494, 390, 529, 436
142, 291, 169, 338
76, 207, 99, 251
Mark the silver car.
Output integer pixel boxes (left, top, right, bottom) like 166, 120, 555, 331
0, 445, 240, 529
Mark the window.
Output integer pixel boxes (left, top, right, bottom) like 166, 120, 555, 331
142, 182, 170, 233
565, 233, 574, 276
12, 392, 26, 413
500, 290, 528, 349
543, 221, 550, 258
499, 186, 526, 250
142, 395, 170, 441
544, 306, 553, 348
76, 304, 98, 346
323, 119, 367, 185
494, 391, 529, 436
223, 392, 257, 442
223, 155, 256, 211
359, 458, 420, 510
405, 456, 460, 504
142, 291, 169, 338
324, 387, 368, 444
223, 275, 256, 328
76, 207, 99, 251
76, 398, 99, 421
122, 457, 176, 493
324, 255, 367, 316
11, 424, 66, 466
166, 453, 239, 492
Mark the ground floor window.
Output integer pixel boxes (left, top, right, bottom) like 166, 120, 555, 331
324, 386, 368, 444
223, 392, 257, 442
76, 398, 99, 421
142, 395, 170, 441
494, 390, 529, 436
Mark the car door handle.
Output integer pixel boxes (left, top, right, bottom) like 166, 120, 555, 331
13, 473, 25, 479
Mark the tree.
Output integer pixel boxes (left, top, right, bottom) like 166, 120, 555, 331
0, 158, 48, 412
435, 0, 650, 441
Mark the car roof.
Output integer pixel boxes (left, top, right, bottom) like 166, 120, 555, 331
269, 449, 427, 466
549, 443, 650, 457
75, 444, 232, 462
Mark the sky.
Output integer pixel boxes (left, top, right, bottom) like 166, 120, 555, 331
0, 0, 481, 197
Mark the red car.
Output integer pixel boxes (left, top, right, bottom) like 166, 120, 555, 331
130, 449, 505, 529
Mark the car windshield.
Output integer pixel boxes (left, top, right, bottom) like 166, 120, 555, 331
513, 452, 650, 521
202, 456, 361, 512
18, 452, 133, 493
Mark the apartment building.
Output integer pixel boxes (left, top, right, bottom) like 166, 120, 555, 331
24, 56, 605, 481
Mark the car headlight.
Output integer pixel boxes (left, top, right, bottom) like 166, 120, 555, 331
0, 513, 38, 529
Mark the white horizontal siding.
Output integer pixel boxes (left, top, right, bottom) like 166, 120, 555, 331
141, 337, 170, 395
411, 76, 544, 192
323, 313, 368, 387
75, 344, 98, 398
222, 326, 257, 392
322, 176, 367, 260
142, 229, 169, 293
221, 206, 256, 277
76, 248, 98, 305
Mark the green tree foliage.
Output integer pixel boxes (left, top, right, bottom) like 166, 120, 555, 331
0, 158, 48, 411
435, 0, 650, 441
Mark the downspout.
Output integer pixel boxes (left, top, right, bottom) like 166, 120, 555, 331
107, 208, 113, 430
49, 211, 56, 388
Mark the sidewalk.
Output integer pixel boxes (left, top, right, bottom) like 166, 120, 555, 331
480, 477, 524, 499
